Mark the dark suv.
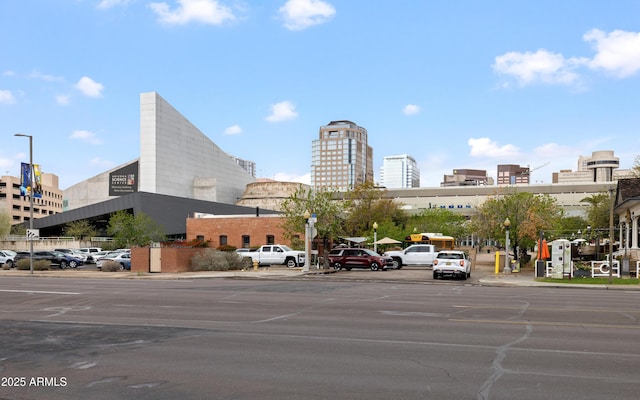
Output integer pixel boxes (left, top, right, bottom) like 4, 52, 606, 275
14, 251, 84, 269
328, 248, 393, 271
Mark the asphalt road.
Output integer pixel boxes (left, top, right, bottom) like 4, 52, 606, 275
1, 277, 640, 400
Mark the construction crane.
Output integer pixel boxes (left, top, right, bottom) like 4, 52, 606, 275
524, 162, 551, 175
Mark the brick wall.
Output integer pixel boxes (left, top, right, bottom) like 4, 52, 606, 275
186, 215, 298, 249
131, 247, 205, 273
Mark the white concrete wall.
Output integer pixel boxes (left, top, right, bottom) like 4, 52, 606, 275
139, 92, 255, 203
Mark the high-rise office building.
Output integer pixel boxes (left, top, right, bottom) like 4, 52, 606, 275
380, 154, 420, 188
311, 120, 373, 191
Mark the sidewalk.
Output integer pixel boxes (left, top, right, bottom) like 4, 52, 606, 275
1, 251, 637, 290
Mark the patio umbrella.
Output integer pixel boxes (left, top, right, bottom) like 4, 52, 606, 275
373, 237, 402, 245
537, 239, 550, 260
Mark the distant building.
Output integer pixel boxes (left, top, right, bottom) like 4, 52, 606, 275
311, 120, 373, 191
0, 173, 62, 225
229, 155, 256, 177
553, 150, 629, 183
380, 154, 420, 188
442, 169, 491, 187
497, 165, 530, 185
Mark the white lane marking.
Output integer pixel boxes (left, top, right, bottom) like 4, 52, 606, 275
0, 289, 81, 295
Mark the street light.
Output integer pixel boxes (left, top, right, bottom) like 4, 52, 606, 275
14, 133, 34, 275
504, 218, 511, 272
372, 222, 378, 254
303, 210, 311, 273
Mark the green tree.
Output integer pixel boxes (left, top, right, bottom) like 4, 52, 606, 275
342, 182, 408, 237
407, 208, 468, 239
63, 220, 97, 240
107, 211, 166, 248
581, 192, 615, 231
471, 190, 562, 266
0, 210, 10, 238
280, 186, 345, 267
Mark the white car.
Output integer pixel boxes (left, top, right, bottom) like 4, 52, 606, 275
0, 250, 16, 268
433, 250, 471, 280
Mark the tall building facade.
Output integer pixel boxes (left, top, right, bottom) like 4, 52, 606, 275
497, 164, 530, 185
553, 150, 628, 184
311, 120, 373, 191
442, 169, 491, 187
0, 173, 63, 225
380, 154, 420, 188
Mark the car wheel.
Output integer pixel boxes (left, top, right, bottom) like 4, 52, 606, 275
120, 263, 125, 270
70, 260, 78, 268
461, 273, 467, 280
285, 258, 297, 268
333, 262, 342, 270
433, 271, 438, 280
467, 271, 471, 278
391, 258, 401, 269
60, 261, 67, 269
6, 260, 13, 268
370, 262, 380, 271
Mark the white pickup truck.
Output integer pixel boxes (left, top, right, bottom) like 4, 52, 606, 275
383, 244, 438, 268
241, 245, 305, 268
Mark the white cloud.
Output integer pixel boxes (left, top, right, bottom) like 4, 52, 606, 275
0, 90, 15, 104
56, 95, 70, 105
468, 137, 521, 159
74, 76, 104, 97
224, 124, 242, 135
28, 70, 63, 82
402, 104, 420, 116
89, 157, 115, 169
493, 49, 587, 86
69, 130, 103, 145
149, 0, 236, 25
97, 0, 133, 9
279, 0, 335, 31
272, 171, 310, 185
584, 29, 640, 78
265, 100, 298, 122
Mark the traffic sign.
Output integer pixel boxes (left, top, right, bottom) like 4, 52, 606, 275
26, 229, 40, 240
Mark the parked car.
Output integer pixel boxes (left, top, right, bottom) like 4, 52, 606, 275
328, 248, 393, 271
95, 251, 128, 261
432, 250, 471, 280
97, 252, 131, 270
0, 250, 16, 268
78, 247, 103, 263
14, 250, 84, 269
54, 248, 89, 263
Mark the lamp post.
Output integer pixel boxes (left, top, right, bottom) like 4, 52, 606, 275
373, 222, 378, 254
14, 133, 34, 275
303, 210, 310, 273
504, 218, 511, 272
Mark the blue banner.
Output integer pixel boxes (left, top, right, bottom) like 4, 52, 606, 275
19, 162, 31, 197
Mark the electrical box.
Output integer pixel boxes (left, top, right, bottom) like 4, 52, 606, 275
551, 239, 572, 278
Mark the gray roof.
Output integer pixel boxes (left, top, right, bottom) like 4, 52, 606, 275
32, 191, 279, 237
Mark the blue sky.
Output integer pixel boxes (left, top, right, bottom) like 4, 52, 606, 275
2, 0, 640, 190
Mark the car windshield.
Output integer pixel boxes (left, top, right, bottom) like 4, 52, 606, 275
362, 249, 379, 256
438, 253, 463, 259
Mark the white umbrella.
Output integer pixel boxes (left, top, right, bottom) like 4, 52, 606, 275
373, 237, 402, 245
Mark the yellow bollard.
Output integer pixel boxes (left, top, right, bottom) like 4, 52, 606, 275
253, 260, 258, 271
495, 251, 501, 274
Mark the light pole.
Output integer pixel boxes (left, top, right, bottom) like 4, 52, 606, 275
373, 222, 378, 254
14, 133, 34, 275
504, 218, 511, 272
303, 210, 310, 273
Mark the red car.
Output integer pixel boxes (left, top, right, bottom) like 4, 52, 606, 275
328, 248, 393, 271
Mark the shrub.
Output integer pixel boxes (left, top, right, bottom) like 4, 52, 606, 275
217, 244, 237, 252
1, 263, 10, 270
191, 248, 250, 271
16, 259, 50, 270
100, 260, 122, 272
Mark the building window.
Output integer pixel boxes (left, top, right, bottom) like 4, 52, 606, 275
196, 235, 205, 242
219, 235, 227, 246
242, 235, 250, 248
266, 235, 274, 245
